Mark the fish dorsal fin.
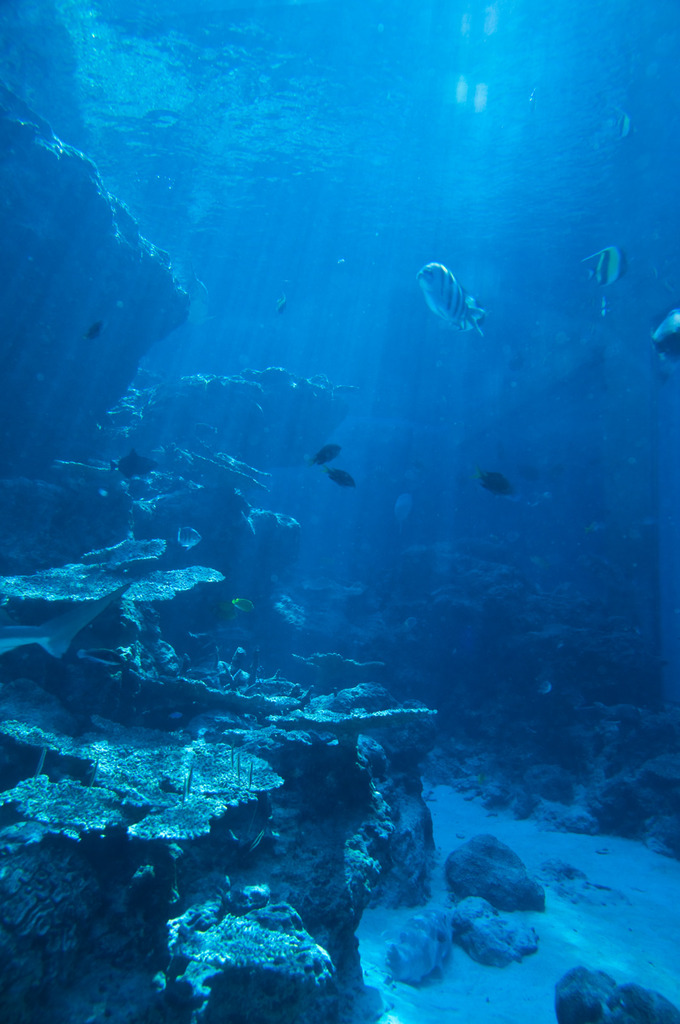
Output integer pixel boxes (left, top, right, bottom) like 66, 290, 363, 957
581, 250, 605, 262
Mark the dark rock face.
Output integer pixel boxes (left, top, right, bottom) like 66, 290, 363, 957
373, 543, 662, 717
0, 832, 102, 1013
372, 786, 434, 907
0, 84, 188, 477
363, 541, 674, 856
444, 833, 545, 911
0, 473, 132, 575
580, 707, 680, 856
555, 966, 618, 1024
607, 983, 680, 1024
555, 967, 680, 1024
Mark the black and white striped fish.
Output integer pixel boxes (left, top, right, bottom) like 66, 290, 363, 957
581, 245, 627, 286
416, 263, 486, 335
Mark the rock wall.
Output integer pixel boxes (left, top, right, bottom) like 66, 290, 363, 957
0, 83, 188, 477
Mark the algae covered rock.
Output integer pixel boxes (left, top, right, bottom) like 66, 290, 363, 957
167, 900, 336, 1023
0, 557, 224, 603
0, 717, 283, 842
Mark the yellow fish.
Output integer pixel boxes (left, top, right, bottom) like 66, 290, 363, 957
232, 598, 254, 613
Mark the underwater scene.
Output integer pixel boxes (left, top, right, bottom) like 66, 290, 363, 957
2, 0, 680, 1021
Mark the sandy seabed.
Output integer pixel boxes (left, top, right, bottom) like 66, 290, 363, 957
357, 784, 680, 1024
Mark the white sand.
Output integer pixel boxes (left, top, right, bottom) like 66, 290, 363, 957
357, 784, 680, 1023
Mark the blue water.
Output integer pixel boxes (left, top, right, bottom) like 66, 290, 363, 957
2, 1, 680, 1019
1, 0, 675, 714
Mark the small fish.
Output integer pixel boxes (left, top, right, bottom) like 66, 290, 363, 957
276, 292, 287, 314
76, 647, 124, 668
652, 309, 680, 359
416, 263, 485, 335
112, 449, 158, 479
177, 527, 202, 550
614, 107, 631, 139
601, 295, 608, 317
584, 520, 606, 533
83, 320, 104, 340
475, 467, 514, 496
323, 467, 356, 488
307, 444, 341, 466
394, 492, 413, 532
232, 598, 254, 612
581, 246, 627, 286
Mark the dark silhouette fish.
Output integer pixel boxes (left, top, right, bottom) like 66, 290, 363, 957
112, 449, 158, 479
308, 444, 341, 466
83, 320, 104, 340
323, 467, 356, 488
475, 467, 513, 496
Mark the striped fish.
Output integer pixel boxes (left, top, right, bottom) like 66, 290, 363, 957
416, 263, 485, 335
581, 245, 627, 286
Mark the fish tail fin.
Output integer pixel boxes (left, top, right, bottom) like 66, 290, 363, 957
37, 585, 128, 658
473, 319, 484, 337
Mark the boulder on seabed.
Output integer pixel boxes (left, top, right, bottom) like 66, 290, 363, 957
555, 966, 680, 1024
444, 833, 545, 912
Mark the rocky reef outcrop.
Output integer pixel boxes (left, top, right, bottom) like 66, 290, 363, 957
0, 83, 189, 477
0, 661, 435, 1022
267, 539, 677, 859
0, 291, 433, 1022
